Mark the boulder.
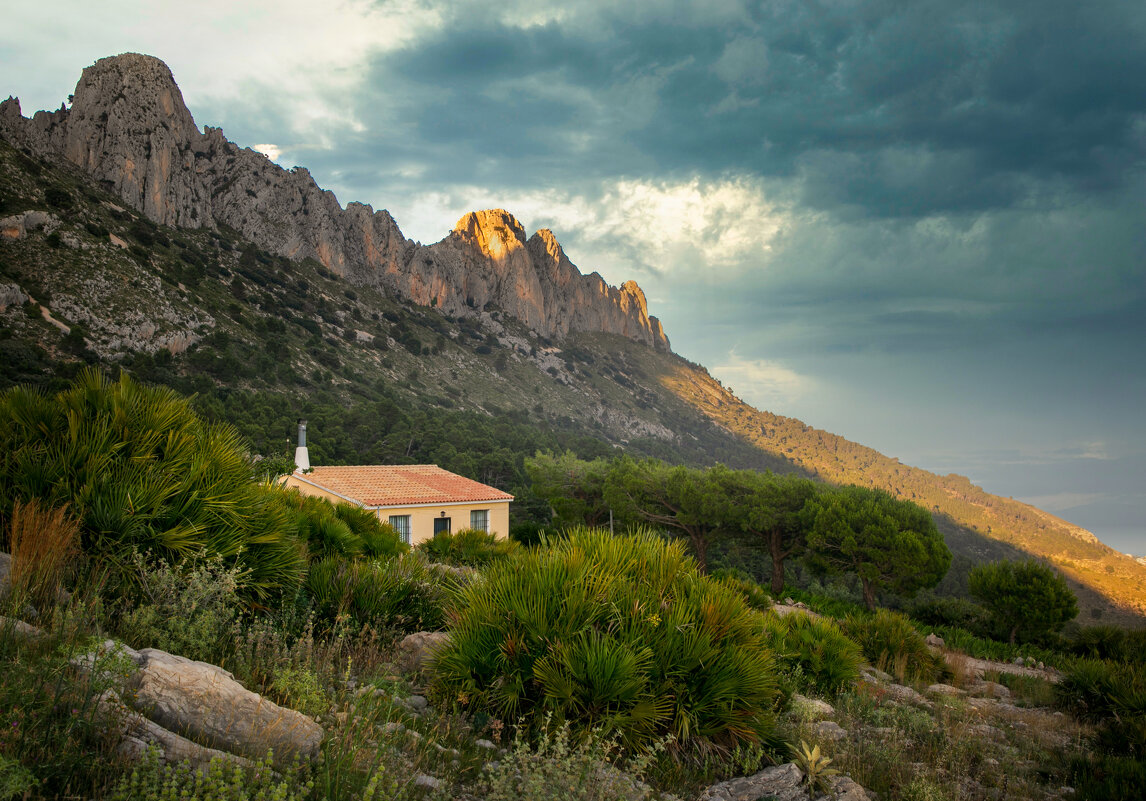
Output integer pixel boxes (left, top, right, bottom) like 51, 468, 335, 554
698, 762, 869, 801
98, 690, 253, 771
0, 615, 43, 641
399, 631, 451, 673
925, 633, 945, 648
926, 683, 966, 698
791, 694, 836, 720
814, 720, 848, 741
126, 648, 322, 767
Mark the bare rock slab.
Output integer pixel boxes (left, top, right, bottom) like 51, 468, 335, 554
126, 648, 322, 766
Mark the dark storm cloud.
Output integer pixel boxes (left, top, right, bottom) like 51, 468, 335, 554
339, 0, 1146, 220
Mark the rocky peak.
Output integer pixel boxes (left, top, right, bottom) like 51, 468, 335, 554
0, 53, 671, 352
452, 209, 528, 261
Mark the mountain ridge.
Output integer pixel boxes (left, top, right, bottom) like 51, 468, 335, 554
0, 53, 669, 351
2, 54, 1143, 625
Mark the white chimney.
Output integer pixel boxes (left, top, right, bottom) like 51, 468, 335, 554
294, 418, 310, 471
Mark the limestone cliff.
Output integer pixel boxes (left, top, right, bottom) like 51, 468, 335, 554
0, 53, 669, 351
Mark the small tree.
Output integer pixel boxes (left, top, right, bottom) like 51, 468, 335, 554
803, 485, 950, 610
967, 559, 1078, 644
717, 469, 818, 595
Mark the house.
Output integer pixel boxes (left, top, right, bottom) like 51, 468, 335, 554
283, 421, 513, 545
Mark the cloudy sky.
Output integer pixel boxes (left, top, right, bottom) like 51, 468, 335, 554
5, 1, 1144, 553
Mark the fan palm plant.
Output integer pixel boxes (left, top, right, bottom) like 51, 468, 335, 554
431, 526, 782, 754
0, 369, 305, 600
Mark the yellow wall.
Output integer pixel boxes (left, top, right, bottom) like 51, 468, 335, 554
380, 502, 510, 547
283, 474, 510, 546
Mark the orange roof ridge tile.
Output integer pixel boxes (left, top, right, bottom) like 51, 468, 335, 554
295, 464, 513, 507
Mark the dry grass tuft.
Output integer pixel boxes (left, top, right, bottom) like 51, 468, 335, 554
6, 499, 80, 613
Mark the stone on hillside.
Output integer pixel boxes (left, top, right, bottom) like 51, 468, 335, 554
0, 553, 12, 601
828, 775, 873, 801
399, 631, 451, 672
126, 648, 322, 767
791, 694, 836, 720
814, 720, 848, 741
0, 615, 43, 641
871, 679, 932, 708
925, 633, 945, 648
99, 690, 253, 771
860, 665, 893, 682
926, 683, 966, 697
969, 680, 1011, 699
698, 763, 810, 801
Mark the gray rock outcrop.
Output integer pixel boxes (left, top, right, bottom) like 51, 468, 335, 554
698, 762, 870, 801
398, 630, 451, 673
0, 53, 670, 351
126, 648, 323, 766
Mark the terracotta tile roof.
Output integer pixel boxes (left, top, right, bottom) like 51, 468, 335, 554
294, 465, 513, 507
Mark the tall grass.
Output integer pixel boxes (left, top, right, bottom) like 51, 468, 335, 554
4, 499, 79, 614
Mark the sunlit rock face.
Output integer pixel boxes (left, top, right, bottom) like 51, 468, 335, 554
0, 53, 669, 350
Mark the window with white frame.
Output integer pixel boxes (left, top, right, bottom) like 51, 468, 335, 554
470, 509, 489, 532
388, 515, 411, 544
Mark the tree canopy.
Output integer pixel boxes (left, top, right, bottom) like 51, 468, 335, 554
968, 559, 1078, 644
803, 485, 951, 609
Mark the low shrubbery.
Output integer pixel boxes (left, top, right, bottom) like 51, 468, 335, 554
431, 527, 782, 754
305, 551, 461, 633
278, 489, 406, 561
417, 527, 517, 567
0, 369, 306, 601
108, 747, 313, 801
842, 610, 939, 683
112, 550, 244, 664
762, 612, 864, 697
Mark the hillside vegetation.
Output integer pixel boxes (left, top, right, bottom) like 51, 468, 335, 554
1, 135, 1143, 625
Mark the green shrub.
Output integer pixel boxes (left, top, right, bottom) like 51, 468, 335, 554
842, 610, 938, 683
416, 527, 517, 567
1056, 659, 1145, 724
277, 488, 406, 560
108, 746, 312, 801
305, 552, 460, 633
431, 527, 781, 754
478, 718, 665, 801
0, 370, 306, 601
907, 595, 991, 636
711, 568, 772, 611
762, 612, 864, 697
0, 606, 125, 798
1068, 625, 1133, 662
112, 550, 244, 663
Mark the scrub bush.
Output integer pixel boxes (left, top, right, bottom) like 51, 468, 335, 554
762, 612, 864, 696
305, 552, 461, 632
417, 527, 517, 567
842, 610, 938, 683
431, 527, 781, 754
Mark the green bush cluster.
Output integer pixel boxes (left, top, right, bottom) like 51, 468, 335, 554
842, 610, 939, 683
277, 488, 406, 560
108, 746, 312, 801
305, 552, 461, 633
416, 527, 517, 566
762, 612, 864, 697
0, 369, 305, 601
113, 550, 244, 664
431, 527, 782, 753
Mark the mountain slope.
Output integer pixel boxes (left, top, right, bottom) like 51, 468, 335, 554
0, 53, 668, 350
1, 54, 1143, 625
